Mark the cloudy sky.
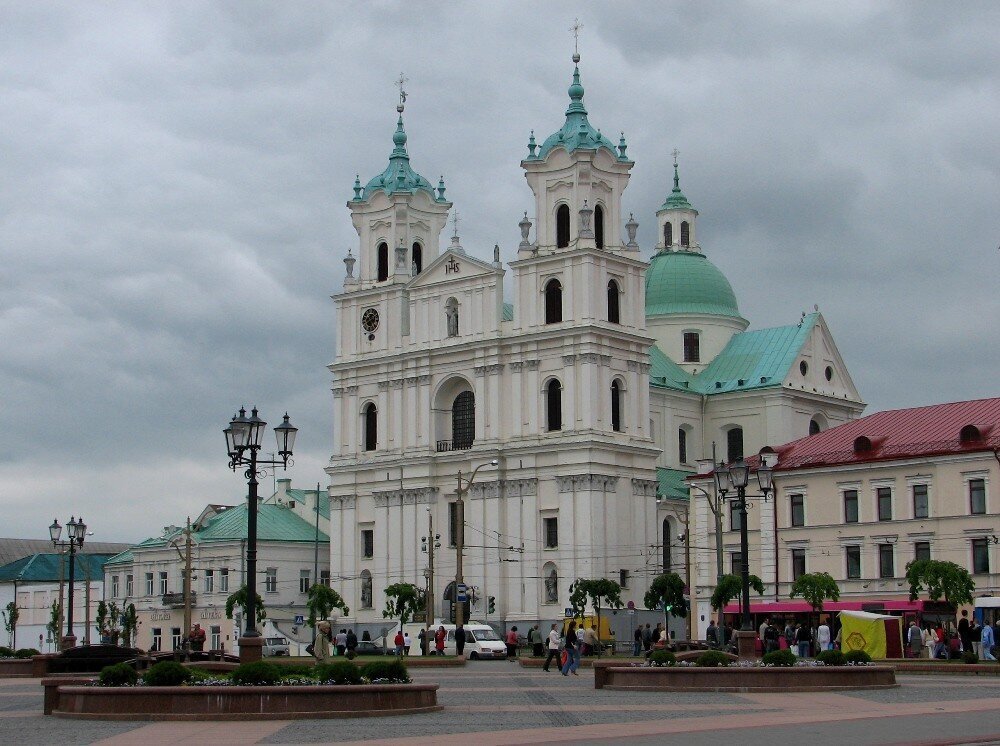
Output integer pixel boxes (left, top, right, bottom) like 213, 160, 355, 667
1, 1, 997, 543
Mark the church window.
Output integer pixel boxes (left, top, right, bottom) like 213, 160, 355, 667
680, 221, 690, 247
543, 517, 559, 549
594, 204, 605, 249
362, 402, 377, 451
662, 519, 671, 571
411, 242, 423, 275
544, 279, 563, 324
825, 366, 833, 382
610, 380, 622, 432
445, 297, 459, 337
799, 360, 808, 376
664, 222, 672, 247
683, 332, 700, 363
546, 379, 562, 432
678, 427, 688, 464
376, 242, 389, 282
452, 391, 475, 450
726, 426, 744, 463
556, 204, 570, 248
809, 418, 821, 436
607, 280, 620, 323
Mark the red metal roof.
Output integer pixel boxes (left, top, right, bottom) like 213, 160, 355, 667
776, 397, 1000, 471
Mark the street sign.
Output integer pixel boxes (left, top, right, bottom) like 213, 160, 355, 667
294, 614, 304, 625
457, 583, 468, 602
565, 607, 574, 618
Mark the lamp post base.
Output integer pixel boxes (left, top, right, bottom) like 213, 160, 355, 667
60, 634, 77, 651
238, 635, 264, 663
735, 630, 757, 660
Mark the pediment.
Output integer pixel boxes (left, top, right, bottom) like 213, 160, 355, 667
780, 314, 863, 403
406, 249, 502, 290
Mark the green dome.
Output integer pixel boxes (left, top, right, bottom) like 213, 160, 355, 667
356, 115, 445, 203
645, 251, 744, 319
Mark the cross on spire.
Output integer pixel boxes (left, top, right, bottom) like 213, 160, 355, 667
395, 72, 408, 112
451, 210, 460, 238
671, 148, 680, 167
570, 18, 583, 62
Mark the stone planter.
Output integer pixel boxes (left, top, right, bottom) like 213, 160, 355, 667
593, 662, 897, 692
0, 659, 34, 677
43, 680, 440, 720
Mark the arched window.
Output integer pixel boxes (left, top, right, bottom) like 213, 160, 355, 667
544, 278, 563, 324
411, 242, 423, 275
680, 221, 690, 247
809, 418, 821, 436
662, 519, 672, 571
546, 379, 562, 432
607, 279, 620, 324
726, 426, 743, 463
594, 204, 605, 249
363, 402, 377, 451
556, 204, 570, 248
543, 563, 559, 604
678, 427, 688, 463
664, 222, 673, 246
452, 391, 475, 449
610, 380, 622, 432
445, 297, 459, 337
376, 242, 389, 281
360, 570, 373, 609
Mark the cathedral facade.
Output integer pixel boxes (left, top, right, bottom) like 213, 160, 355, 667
326, 55, 865, 628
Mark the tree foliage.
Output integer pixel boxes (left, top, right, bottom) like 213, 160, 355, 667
905, 559, 975, 606
120, 603, 138, 647
307, 584, 350, 627
569, 578, 624, 644
644, 573, 687, 619
789, 572, 841, 613
2, 601, 18, 647
710, 573, 764, 611
225, 585, 267, 625
382, 583, 424, 628
46, 600, 61, 641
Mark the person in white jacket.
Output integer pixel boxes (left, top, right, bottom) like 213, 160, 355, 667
817, 621, 832, 652
542, 623, 561, 672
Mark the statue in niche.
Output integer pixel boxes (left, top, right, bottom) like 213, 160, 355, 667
445, 298, 459, 337
544, 569, 558, 603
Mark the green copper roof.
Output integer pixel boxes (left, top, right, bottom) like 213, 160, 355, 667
660, 162, 696, 212
357, 115, 445, 202
0, 553, 116, 582
649, 344, 695, 392
195, 503, 328, 544
502, 302, 514, 322
528, 66, 631, 163
657, 468, 693, 501
283, 489, 330, 520
645, 250, 744, 320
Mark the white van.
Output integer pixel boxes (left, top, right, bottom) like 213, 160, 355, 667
402, 622, 506, 660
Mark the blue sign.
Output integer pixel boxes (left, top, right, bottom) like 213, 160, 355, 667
294, 615, 304, 625
457, 583, 468, 602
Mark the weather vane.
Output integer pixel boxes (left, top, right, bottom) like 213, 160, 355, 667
570, 18, 583, 62
395, 72, 408, 113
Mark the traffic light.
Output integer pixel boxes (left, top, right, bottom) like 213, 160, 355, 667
488, 596, 496, 615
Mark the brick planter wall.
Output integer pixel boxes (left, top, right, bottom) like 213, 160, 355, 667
0, 659, 35, 678
593, 662, 897, 692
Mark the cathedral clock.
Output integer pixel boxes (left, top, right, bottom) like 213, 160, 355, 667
361, 307, 380, 333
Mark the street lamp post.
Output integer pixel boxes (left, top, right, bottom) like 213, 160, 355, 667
453, 459, 498, 628
224, 407, 297, 663
50, 516, 87, 650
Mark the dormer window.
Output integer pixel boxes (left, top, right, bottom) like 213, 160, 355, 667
556, 204, 570, 248
960, 424, 982, 443
853, 436, 873, 454
377, 242, 389, 282
594, 204, 605, 249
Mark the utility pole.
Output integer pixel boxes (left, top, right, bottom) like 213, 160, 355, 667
425, 509, 435, 641
683, 511, 693, 640
57, 548, 65, 642
84, 564, 92, 646
184, 517, 193, 645
312, 483, 321, 646
454, 471, 465, 627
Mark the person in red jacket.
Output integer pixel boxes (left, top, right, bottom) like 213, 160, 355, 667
393, 629, 404, 656
434, 625, 446, 655
506, 626, 519, 660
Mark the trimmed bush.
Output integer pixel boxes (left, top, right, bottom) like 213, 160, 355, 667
844, 650, 872, 665
761, 649, 797, 667
695, 650, 732, 668
649, 650, 676, 666
315, 660, 362, 685
14, 648, 39, 658
231, 661, 282, 686
816, 650, 846, 667
143, 661, 192, 686
962, 651, 979, 665
277, 664, 315, 678
359, 659, 409, 682
0, 647, 13, 657
99, 662, 138, 687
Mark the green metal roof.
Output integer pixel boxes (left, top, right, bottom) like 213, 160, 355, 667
648, 344, 695, 392
103, 548, 134, 566
527, 66, 630, 164
195, 503, 328, 544
284, 489, 329, 520
645, 250, 744, 320
0, 553, 116, 582
502, 302, 514, 322
693, 313, 817, 394
660, 162, 696, 212
657, 468, 693, 501
355, 115, 446, 203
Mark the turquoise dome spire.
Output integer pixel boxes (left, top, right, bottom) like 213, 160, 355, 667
661, 157, 695, 212
645, 251, 743, 320
358, 100, 446, 202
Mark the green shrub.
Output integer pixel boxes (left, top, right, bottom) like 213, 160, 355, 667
143, 661, 192, 686
762, 649, 797, 667
14, 648, 39, 658
99, 662, 138, 687
0, 647, 13, 657
231, 661, 282, 686
316, 660, 362, 685
277, 664, 315, 678
359, 659, 409, 682
816, 650, 846, 666
844, 650, 872, 665
649, 650, 676, 666
695, 650, 732, 667
962, 651, 979, 665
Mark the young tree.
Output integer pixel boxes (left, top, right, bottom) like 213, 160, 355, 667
644, 572, 687, 631
120, 603, 138, 647
2, 602, 19, 648
568, 578, 624, 646
905, 559, 975, 607
306, 584, 350, 628
46, 600, 61, 646
225, 585, 267, 626
710, 573, 765, 615
382, 583, 424, 631
789, 572, 841, 614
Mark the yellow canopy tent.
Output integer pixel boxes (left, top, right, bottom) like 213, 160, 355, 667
838, 609, 903, 659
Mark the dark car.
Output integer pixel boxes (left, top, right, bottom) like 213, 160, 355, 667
354, 640, 384, 656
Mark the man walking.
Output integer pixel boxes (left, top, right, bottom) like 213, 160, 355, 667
706, 620, 718, 650
795, 623, 811, 658
455, 625, 466, 658
642, 623, 653, 652
633, 625, 643, 656
971, 618, 982, 658
907, 621, 923, 658
543, 623, 561, 671
981, 621, 996, 661
529, 624, 544, 657
959, 610, 972, 655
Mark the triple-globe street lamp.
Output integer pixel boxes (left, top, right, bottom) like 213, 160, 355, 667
224, 407, 297, 662
49, 515, 87, 650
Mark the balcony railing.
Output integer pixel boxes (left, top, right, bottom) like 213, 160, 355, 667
436, 440, 473, 453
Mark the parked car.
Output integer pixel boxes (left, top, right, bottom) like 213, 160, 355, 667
262, 637, 290, 656
354, 640, 384, 656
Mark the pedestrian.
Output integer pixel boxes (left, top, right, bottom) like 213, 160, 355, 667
932, 624, 946, 659
335, 628, 347, 656
362, 630, 371, 642
346, 628, 358, 656
313, 621, 332, 663
634, 625, 644, 656
393, 629, 404, 657
981, 620, 996, 661
403, 631, 412, 655
758, 617, 771, 644
783, 620, 795, 651
724, 623, 735, 653
764, 621, 780, 654
923, 624, 934, 659
971, 619, 982, 658
706, 620, 718, 650
561, 621, 580, 676
530, 624, 544, 657
417, 627, 427, 656
817, 619, 832, 652
543, 623, 561, 671
795, 623, 811, 658
642, 623, 653, 652
506, 626, 519, 660
959, 610, 972, 654
435, 625, 446, 656
907, 621, 923, 658
455, 624, 466, 658
581, 625, 597, 656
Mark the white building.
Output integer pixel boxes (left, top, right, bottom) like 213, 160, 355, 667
327, 52, 864, 632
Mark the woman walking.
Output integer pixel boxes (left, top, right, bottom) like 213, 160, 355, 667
313, 621, 332, 663
561, 621, 580, 676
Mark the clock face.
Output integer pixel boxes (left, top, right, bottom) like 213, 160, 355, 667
361, 308, 380, 333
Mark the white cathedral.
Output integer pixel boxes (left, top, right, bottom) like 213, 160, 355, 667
326, 53, 865, 628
